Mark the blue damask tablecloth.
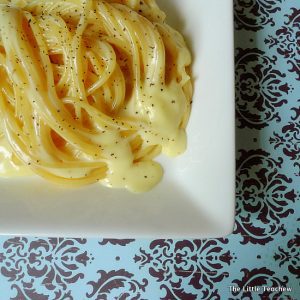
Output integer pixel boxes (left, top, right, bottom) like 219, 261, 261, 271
0, 1, 299, 299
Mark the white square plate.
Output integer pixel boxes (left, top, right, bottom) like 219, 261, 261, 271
0, 0, 235, 238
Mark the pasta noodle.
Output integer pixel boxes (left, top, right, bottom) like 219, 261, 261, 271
0, 0, 192, 192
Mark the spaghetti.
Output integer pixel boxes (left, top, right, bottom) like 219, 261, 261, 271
0, 0, 192, 192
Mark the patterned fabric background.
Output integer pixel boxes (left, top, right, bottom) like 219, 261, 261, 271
0, 0, 299, 299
